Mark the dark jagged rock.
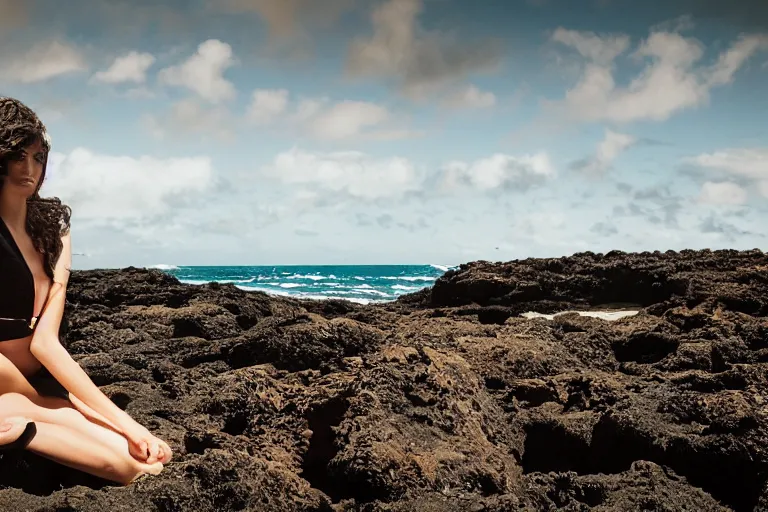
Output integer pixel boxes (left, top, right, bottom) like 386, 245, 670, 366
429, 249, 768, 315
1, 249, 767, 511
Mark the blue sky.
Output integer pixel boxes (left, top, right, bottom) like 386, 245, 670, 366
1, 0, 766, 268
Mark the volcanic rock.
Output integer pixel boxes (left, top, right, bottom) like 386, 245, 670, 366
0, 249, 766, 511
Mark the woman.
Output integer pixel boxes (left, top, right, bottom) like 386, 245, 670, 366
0, 97, 172, 484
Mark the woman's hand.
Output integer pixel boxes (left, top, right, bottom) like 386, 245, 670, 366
123, 424, 173, 464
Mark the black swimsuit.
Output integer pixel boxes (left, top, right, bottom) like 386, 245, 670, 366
0, 217, 69, 450
0, 217, 42, 340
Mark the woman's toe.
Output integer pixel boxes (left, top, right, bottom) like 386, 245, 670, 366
146, 461, 164, 475
129, 461, 164, 484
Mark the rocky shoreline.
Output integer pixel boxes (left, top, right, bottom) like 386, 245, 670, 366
0, 249, 767, 511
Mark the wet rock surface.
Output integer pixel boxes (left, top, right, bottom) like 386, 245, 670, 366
1, 249, 767, 511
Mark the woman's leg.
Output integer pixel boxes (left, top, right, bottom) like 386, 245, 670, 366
0, 353, 126, 452
0, 353, 43, 448
25, 420, 162, 484
16, 393, 134, 459
0, 353, 163, 484
0, 393, 163, 484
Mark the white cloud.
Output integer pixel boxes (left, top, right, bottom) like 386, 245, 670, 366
247, 88, 289, 124
698, 181, 749, 205
5, 41, 87, 83
550, 28, 768, 123
91, 51, 156, 84
305, 100, 390, 139
260, 148, 424, 199
246, 90, 410, 140
445, 85, 497, 109
689, 148, 768, 201
706, 35, 768, 86
594, 130, 635, 168
759, 181, 768, 199
691, 148, 768, 181
648, 14, 696, 35
42, 149, 215, 226
124, 86, 156, 99
573, 129, 636, 174
346, 0, 501, 98
158, 39, 236, 103
142, 98, 235, 141
551, 28, 630, 65
290, 97, 328, 124
441, 152, 556, 191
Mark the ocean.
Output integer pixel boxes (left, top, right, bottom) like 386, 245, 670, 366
151, 264, 455, 304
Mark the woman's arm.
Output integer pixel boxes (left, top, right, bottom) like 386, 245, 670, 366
29, 232, 136, 433
30, 231, 172, 464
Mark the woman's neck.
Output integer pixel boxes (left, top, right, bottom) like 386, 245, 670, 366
0, 190, 28, 231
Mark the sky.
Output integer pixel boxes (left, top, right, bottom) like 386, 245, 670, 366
0, 0, 767, 268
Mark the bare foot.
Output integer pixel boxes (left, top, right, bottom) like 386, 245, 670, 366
129, 461, 164, 484
0, 417, 32, 447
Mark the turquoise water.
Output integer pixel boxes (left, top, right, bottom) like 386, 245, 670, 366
152, 264, 455, 304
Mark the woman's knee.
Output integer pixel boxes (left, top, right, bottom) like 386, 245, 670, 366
0, 392, 81, 426
0, 392, 35, 415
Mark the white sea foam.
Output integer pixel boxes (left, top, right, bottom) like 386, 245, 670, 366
311, 296, 374, 304
177, 267, 435, 304
235, 286, 382, 305
382, 276, 436, 282
179, 279, 208, 285
352, 287, 392, 297
299, 295, 377, 304
430, 264, 456, 272
218, 277, 256, 284
287, 274, 327, 281
148, 264, 179, 270
235, 285, 292, 296
521, 310, 640, 321
180, 277, 256, 285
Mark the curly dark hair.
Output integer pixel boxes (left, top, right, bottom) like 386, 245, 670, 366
0, 97, 72, 279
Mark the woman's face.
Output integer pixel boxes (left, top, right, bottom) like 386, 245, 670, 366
3, 138, 46, 194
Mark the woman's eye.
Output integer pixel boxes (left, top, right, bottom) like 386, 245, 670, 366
8, 151, 24, 161
35, 154, 46, 164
